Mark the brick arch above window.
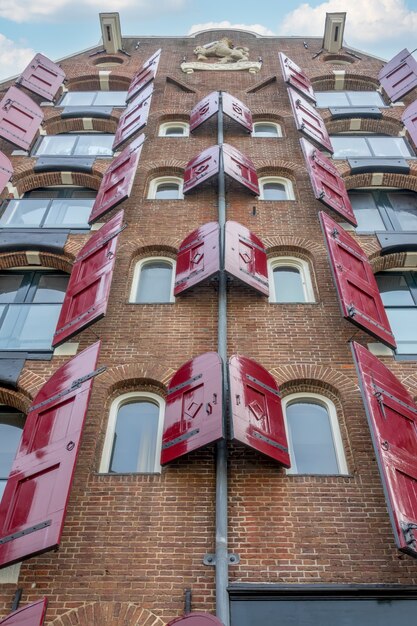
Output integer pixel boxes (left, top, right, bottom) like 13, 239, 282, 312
0, 250, 73, 273
264, 238, 323, 257
95, 362, 175, 399
65, 73, 132, 92
369, 250, 414, 273
270, 367, 360, 401
325, 116, 403, 136
0, 385, 32, 414
12, 166, 102, 196
343, 170, 417, 193
311, 74, 380, 92
47, 602, 166, 626
43, 115, 119, 136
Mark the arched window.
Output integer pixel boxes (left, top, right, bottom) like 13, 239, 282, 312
283, 393, 348, 475
99, 392, 165, 474
159, 122, 189, 137
0, 408, 25, 502
349, 188, 417, 233
252, 122, 282, 138
130, 258, 175, 303
268, 257, 315, 303
147, 177, 184, 200
258, 177, 295, 200
376, 270, 417, 358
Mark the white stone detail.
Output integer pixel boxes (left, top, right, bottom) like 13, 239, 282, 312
181, 61, 262, 74
367, 342, 394, 357
91, 222, 105, 231
83, 118, 94, 131
349, 119, 361, 131
371, 173, 384, 185
404, 252, 417, 267
99, 70, 111, 91
61, 172, 73, 185
54, 342, 79, 356
26, 251, 41, 265
0, 562, 21, 585
333, 70, 345, 90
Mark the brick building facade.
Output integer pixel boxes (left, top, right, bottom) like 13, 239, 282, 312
0, 11, 417, 626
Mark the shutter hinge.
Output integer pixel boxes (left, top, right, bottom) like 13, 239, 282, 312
245, 374, 281, 397
168, 373, 203, 395
253, 430, 288, 453
29, 366, 106, 412
0, 520, 52, 545
401, 521, 417, 550
162, 428, 200, 450
75, 223, 127, 263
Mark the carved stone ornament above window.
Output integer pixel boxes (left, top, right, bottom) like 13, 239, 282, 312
181, 38, 262, 74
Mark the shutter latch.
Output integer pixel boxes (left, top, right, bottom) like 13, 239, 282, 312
331, 227, 340, 238
347, 304, 356, 317
401, 521, 417, 550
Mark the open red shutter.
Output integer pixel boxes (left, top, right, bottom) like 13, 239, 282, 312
320, 211, 396, 348
222, 92, 252, 132
53, 210, 124, 347
0, 599, 48, 626
161, 352, 223, 465
0, 86, 43, 150
402, 100, 417, 149
0, 152, 13, 194
112, 85, 153, 150
167, 614, 224, 626
126, 49, 161, 102
301, 138, 357, 225
89, 134, 144, 223
183, 146, 220, 194
17, 54, 65, 101
352, 341, 417, 557
279, 52, 316, 103
0, 343, 101, 568
174, 222, 219, 295
222, 144, 259, 195
288, 88, 333, 153
229, 355, 290, 467
225, 221, 268, 296
190, 92, 219, 132
378, 49, 417, 102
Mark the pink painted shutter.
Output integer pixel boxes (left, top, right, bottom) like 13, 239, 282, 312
126, 49, 161, 102
288, 88, 333, 153
0, 599, 48, 626
378, 49, 417, 102
222, 144, 259, 195
0, 152, 13, 195
320, 211, 396, 348
0, 86, 43, 150
89, 134, 144, 223
167, 615, 224, 626
161, 352, 223, 465
0, 343, 101, 568
279, 52, 316, 102
17, 54, 65, 101
53, 210, 124, 347
222, 92, 253, 132
174, 222, 220, 295
352, 341, 417, 557
112, 84, 153, 150
190, 92, 219, 132
225, 221, 268, 296
183, 146, 220, 194
229, 355, 290, 467
301, 138, 357, 225
402, 100, 417, 149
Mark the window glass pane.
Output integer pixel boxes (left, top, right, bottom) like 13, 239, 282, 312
0, 274, 25, 303
349, 192, 386, 231
43, 198, 93, 228
0, 413, 25, 479
74, 135, 114, 157
136, 262, 172, 303
60, 92, 95, 106
387, 191, 417, 230
368, 137, 413, 158
254, 123, 279, 137
164, 126, 185, 136
348, 91, 384, 106
69, 189, 97, 199
32, 275, 68, 303
34, 135, 77, 156
0, 199, 47, 228
262, 183, 287, 200
385, 308, 417, 354
376, 273, 414, 306
273, 267, 305, 302
330, 136, 371, 158
94, 92, 127, 106
0, 303, 61, 349
25, 189, 61, 199
315, 92, 348, 107
286, 401, 339, 474
155, 183, 180, 199
110, 400, 159, 473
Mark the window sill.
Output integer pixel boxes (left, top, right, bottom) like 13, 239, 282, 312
95, 471, 162, 476
268, 301, 317, 305
285, 473, 353, 478
127, 301, 175, 305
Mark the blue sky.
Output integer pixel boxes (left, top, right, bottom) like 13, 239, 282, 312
1, 0, 417, 79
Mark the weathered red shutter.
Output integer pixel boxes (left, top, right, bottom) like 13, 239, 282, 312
190, 92, 219, 132
320, 211, 396, 348
352, 341, 417, 557
0, 343, 101, 569
402, 100, 417, 149
225, 221, 268, 296
0, 86, 43, 150
53, 210, 124, 347
126, 49, 161, 103
183, 146, 220, 194
279, 52, 316, 102
301, 138, 357, 225
222, 92, 252, 132
378, 48, 417, 102
174, 222, 220, 295
167, 614, 224, 626
112, 84, 153, 150
288, 88, 333, 153
89, 134, 144, 223
229, 355, 290, 467
0, 599, 48, 626
0, 151, 13, 195
17, 53, 65, 101
161, 352, 223, 465
222, 144, 259, 195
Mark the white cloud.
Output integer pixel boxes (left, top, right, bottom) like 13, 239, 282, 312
188, 21, 275, 37
0, 33, 34, 81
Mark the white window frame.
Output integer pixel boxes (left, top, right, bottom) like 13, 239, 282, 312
258, 176, 295, 200
282, 392, 348, 475
129, 256, 176, 303
99, 391, 165, 474
268, 257, 315, 303
158, 122, 190, 137
251, 121, 282, 138
147, 176, 184, 200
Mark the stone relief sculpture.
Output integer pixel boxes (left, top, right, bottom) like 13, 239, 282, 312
193, 38, 250, 63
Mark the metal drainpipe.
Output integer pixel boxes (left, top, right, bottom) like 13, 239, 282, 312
215, 91, 230, 626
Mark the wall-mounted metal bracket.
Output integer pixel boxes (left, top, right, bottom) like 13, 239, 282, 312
203, 553, 240, 566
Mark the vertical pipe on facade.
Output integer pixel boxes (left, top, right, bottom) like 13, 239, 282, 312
216, 92, 229, 626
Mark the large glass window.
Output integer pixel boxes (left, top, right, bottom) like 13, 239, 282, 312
0, 271, 68, 351
331, 135, 413, 159
376, 271, 417, 357
59, 91, 127, 107
349, 189, 417, 232
0, 408, 25, 502
0, 187, 95, 230
130, 258, 174, 303
316, 90, 385, 108
33, 134, 114, 158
